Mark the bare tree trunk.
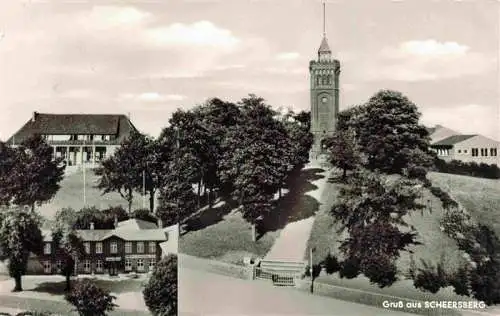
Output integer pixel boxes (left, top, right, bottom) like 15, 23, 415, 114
149, 190, 155, 213
127, 188, 133, 214
65, 274, 71, 292
251, 223, 256, 242
13, 274, 22, 292
279, 187, 282, 199
197, 179, 202, 209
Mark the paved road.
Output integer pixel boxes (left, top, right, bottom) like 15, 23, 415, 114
0, 295, 149, 315
179, 266, 415, 316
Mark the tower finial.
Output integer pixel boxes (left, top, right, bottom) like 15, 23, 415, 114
322, 0, 326, 36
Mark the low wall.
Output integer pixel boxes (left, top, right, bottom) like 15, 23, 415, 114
179, 254, 249, 280
295, 279, 462, 316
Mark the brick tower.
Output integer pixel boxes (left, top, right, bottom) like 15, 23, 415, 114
309, 2, 340, 157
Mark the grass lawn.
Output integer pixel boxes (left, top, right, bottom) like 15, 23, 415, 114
429, 172, 500, 235
180, 166, 327, 265
0, 275, 148, 313
36, 169, 143, 227
179, 206, 281, 265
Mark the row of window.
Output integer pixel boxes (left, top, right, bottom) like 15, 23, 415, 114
42, 258, 156, 273
469, 148, 498, 157
44, 241, 156, 255
41, 134, 115, 142
435, 148, 498, 157
315, 75, 333, 86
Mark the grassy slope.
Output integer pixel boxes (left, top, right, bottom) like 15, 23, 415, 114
36, 169, 143, 227
306, 170, 465, 274
305, 170, 473, 302
429, 172, 500, 235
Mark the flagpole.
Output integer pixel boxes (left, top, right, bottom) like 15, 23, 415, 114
142, 169, 146, 209
83, 138, 86, 206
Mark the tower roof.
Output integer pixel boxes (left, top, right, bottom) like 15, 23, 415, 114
318, 36, 331, 53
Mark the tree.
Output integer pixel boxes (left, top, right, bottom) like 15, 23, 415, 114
332, 169, 424, 287
6, 135, 65, 211
0, 207, 44, 291
95, 154, 135, 213
51, 213, 86, 291
73, 206, 129, 230
132, 208, 157, 223
342, 91, 434, 176
324, 129, 361, 180
143, 254, 177, 316
65, 279, 117, 316
0, 142, 16, 206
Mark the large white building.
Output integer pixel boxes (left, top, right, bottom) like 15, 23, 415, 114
7, 112, 137, 167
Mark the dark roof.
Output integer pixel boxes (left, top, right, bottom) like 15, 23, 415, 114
7, 113, 137, 144
432, 134, 477, 146
42, 218, 167, 242
318, 36, 331, 53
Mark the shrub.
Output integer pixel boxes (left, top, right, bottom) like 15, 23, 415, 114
362, 257, 398, 288
434, 159, 500, 179
470, 259, 500, 305
132, 208, 157, 224
338, 258, 360, 279
413, 259, 449, 294
429, 186, 458, 210
440, 208, 474, 238
449, 263, 471, 296
322, 253, 341, 274
65, 279, 117, 316
143, 254, 177, 316
304, 264, 322, 278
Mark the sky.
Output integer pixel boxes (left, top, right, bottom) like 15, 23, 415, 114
0, 0, 498, 140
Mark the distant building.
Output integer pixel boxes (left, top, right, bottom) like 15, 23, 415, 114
7, 112, 137, 167
27, 218, 171, 276
430, 134, 499, 165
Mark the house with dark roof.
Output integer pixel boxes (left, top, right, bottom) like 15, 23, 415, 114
7, 112, 137, 167
430, 134, 499, 165
28, 218, 172, 276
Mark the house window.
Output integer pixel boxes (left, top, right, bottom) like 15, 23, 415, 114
481, 148, 488, 156
43, 261, 51, 274
95, 242, 103, 254
83, 260, 91, 273
464, 149, 468, 154
149, 258, 156, 271
148, 242, 156, 254
110, 241, 118, 254
84, 242, 90, 254
472, 148, 479, 157
125, 259, 132, 271
137, 259, 144, 271
137, 242, 144, 254
491, 148, 498, 156
44, 243, 51, 255
56, 260, 62, 273
96, 260, 103, 272
125, 242, 132, 254
457, 149, 461, 154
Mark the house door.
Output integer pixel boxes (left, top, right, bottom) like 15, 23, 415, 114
108, 262, 117, 276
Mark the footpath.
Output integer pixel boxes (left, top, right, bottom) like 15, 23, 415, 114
264, 159, 331, 262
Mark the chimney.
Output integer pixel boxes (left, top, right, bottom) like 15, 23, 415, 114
32, 111, 38, 122
114, 215, 118, 228
90, 222, 94, 230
